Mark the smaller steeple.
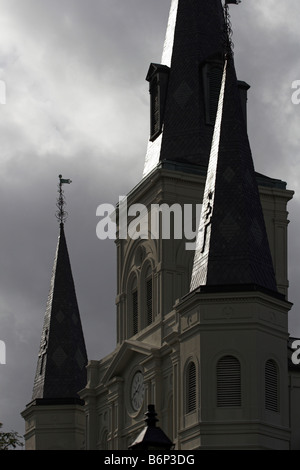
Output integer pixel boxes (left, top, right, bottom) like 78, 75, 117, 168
190, 4, 278, 294
32, 176, 87, 402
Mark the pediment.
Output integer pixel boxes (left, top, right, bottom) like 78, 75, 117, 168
102, 340, 158, 384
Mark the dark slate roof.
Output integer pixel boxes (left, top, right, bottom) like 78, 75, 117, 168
144, 0, 225, 175
32, 223, 88, 401
190, 57, 278, 292
128, 405, 174, 450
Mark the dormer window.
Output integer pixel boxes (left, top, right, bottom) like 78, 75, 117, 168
146, 63, 170, 141
150, 75, 160, 138
202, 57, 224, 126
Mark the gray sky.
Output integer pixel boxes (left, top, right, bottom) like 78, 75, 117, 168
0, 0, 300, 445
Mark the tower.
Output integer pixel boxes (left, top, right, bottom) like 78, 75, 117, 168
21, 177, 88, 450
175, 15, 292, 447
21, 0, 298, 451
80, 0, 294, 450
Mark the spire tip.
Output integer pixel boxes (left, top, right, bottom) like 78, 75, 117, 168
55, 174, 72, 225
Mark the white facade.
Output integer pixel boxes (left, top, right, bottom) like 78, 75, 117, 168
80, 166, 298, 450
21, 0, 300, 450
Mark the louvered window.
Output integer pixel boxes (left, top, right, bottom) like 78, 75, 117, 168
146, 277, 153, 326
202, 60, 224, 126
208, 64, 223, 124
132, 290, 138, 335
146, 64, 169, 142
217, 355, 241, 407
186, 362, 196, 413
265, 359, 279, 412
151, 78, 160, 138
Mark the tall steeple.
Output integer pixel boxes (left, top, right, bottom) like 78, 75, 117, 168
190, 5, 278, 293
22, 177, 88, 450
32, 177, 87, 401
64, 1, 293, 451
143, 0, 226, 177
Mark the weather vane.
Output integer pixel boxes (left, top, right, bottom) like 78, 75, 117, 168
56, 174, 72, 225
223, 0, 241, 58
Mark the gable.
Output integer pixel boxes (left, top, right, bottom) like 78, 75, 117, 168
102, 340, 158, 384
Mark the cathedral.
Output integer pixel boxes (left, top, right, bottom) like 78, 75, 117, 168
21, 0, 300, 450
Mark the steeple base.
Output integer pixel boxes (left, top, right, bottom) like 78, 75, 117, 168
174, 285, 292, 450
21, 399, 86, 450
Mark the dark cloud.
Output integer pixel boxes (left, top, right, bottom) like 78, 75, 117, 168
0, 0, 299, 445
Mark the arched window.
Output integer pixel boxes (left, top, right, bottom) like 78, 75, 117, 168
131, 277, 138, 335
217, 355, 241, 407
265, 359, 279, 412
145, 265, 153, 326
186, 361, 196, 413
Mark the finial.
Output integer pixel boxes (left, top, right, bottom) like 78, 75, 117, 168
55, 174, 72, 225
223, 0, 241, 59
145, 404, 159, 427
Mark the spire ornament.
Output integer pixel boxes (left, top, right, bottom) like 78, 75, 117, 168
223, 0, 241, 59
56, 174, 72, 225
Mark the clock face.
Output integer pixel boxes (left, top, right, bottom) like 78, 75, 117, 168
131, 371, 145, 411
